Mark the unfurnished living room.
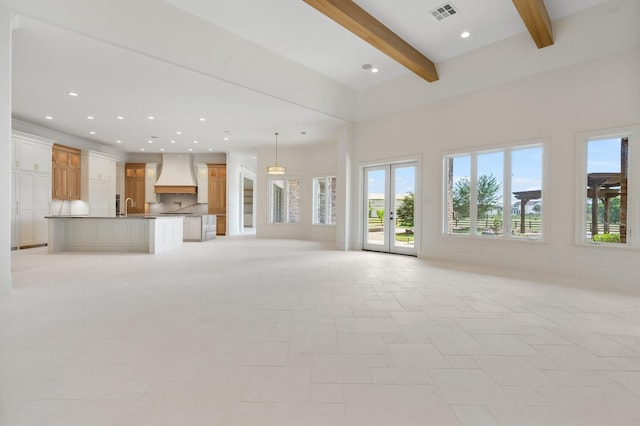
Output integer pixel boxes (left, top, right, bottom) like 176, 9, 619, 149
1, 0, 639, 425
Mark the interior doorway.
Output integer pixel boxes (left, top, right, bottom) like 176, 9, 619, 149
363, 162, 418, 255
241, 175, 255, 231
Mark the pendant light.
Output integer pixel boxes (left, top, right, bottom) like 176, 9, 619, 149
267, 132, 286, 175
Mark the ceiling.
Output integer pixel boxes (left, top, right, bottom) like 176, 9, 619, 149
9, 0, 610, 155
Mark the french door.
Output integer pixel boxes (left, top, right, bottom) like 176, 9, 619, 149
363, 162, 418, 255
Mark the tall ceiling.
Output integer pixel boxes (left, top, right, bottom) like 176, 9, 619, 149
165, 0, 606, 89
6, 0, 612, 155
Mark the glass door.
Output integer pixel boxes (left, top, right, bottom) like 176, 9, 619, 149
363, 162, 417, 255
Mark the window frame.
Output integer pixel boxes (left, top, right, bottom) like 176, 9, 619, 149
312, 175, 337, 226
268, 175, 302, 225
575, 126, 640, 248
443, 139, 547, 241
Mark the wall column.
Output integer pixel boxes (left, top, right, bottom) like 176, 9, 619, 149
336, 123, 354, 251
0, 6, 13, 295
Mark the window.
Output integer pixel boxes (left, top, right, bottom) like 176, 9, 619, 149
270, 178, 301, 224
313, 176, 336, 225
444, 143, 544, 240
579, 134, 634, 245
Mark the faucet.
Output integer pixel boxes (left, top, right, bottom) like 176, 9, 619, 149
124, 198, 135, 217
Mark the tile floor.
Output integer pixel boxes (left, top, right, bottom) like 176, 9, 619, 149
1, 237, 640, 425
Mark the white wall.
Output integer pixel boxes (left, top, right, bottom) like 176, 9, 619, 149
227, 151, 257, 236
257, 140, 337, 242
0, 5, 12, 295
351, 48, 640, 287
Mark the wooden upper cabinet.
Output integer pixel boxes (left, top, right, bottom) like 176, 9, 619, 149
124, 163, 146, 214
52, 144, 81, 200
126, 166, 144, 178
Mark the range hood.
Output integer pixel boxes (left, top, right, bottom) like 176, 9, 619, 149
154, 153, 197, 194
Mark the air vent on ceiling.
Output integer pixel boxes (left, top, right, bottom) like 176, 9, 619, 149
430, 3, 458, 21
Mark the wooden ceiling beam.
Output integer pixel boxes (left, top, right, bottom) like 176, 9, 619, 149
303, 0, 439, 82
512, 0, 554, 49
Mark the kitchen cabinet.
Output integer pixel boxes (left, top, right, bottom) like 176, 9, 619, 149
145, 163, 158, 203
182, 215, 216, 241
196, 163, 208, 204
12, 131, 53, 248
82, 151, 116, 217
52, 144, 81, 200
124, 163, 145, 214
183, 216, 201, 241
208, 164, 226, 235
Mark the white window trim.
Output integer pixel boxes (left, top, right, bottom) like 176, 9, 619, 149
575, 125, 640, 248
268, 175, 303, 225
442, 139, 548, 242
312, 175, 337, 226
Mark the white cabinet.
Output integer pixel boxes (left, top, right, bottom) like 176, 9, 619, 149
196, 163, 208, 204
12, 131, 53, 248
17, 135, 51, 173
82, 151, 116, 217
183, 216, 202, 241
145, 163, 158, 203
89, 154, 115, 181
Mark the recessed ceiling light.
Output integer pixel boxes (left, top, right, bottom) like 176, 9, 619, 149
188, 148, 193, 152
148, 140, 153, 144
116, 140, 122, 144
170, 140, 176, 144
252, 156, 256, 160
223, 136, 229, 141
176, 131, 182, 135
140, 148, 145, 151
199, 117, 206, 121
223, 131, 231, 141
89, 131, 96, 135
461, 31, 471, 38
68, 92, 78, 97
208, 148, 213, 152
193, 140, 198, 144
362, 64, 378, 73
87, 115, 94, 120
160, 148, 165, 152
45, 116, 53, 120
148, 116, 155, 120
117, 116, 124, 120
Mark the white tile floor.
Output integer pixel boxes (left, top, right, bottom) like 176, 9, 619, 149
2, 237, 640, 425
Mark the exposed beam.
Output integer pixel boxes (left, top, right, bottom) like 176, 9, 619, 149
513, 0, 554, 49
303, 0, 438, 82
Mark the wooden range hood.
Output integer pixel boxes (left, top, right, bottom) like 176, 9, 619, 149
154, 153, 197, 194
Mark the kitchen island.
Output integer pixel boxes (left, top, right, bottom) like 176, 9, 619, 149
46, 215, 183, 254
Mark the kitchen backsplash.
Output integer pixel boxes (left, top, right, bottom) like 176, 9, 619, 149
148, 193, 208, 215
